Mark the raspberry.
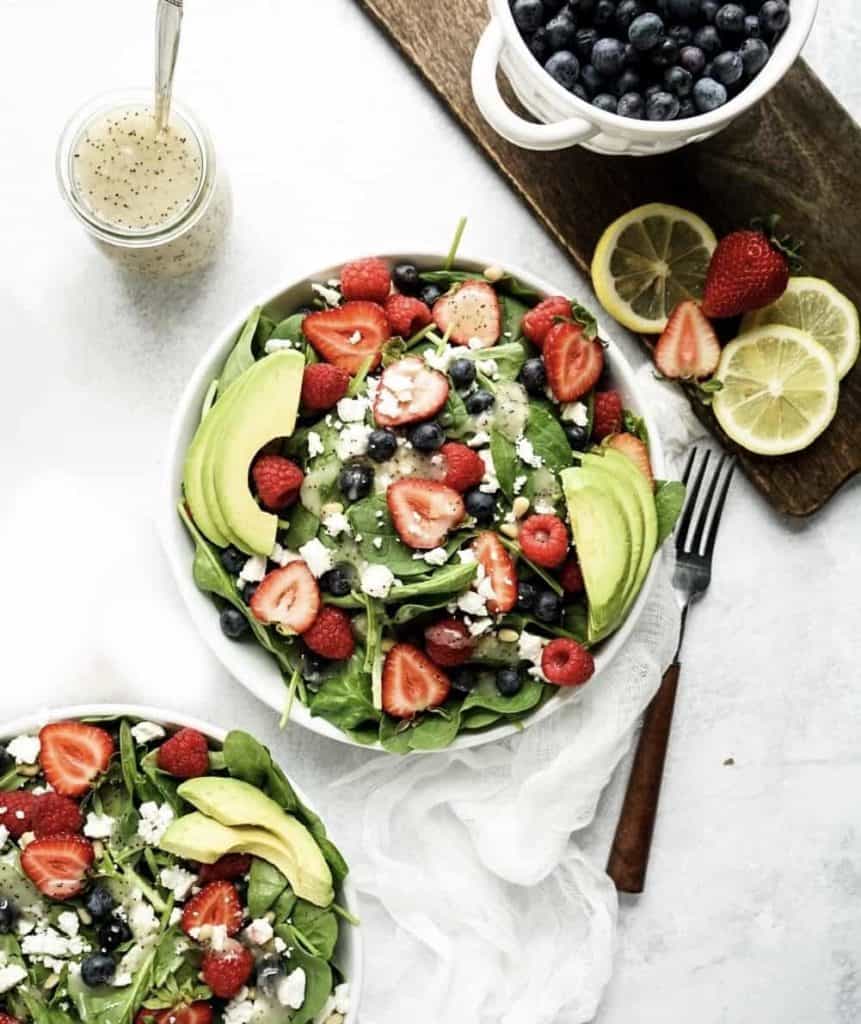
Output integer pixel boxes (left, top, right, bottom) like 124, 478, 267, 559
0, 1013, 22, 1024
440, 442, 485, 493
559, 556, 585, 594
522, 296, 573, 347
31, 793, 83, 838
592, 390, 623, 441
0, 791, 36, 838
302, 606, 355, 661
198, 854, 252, 885
157, 728, 210, 779
424, 618, 475, 667
541, 638, 595, 686
251, 455, 304, 512
384, 294, 432, 337
340, 258, 391, 303
300, 362, 350, 412
519, 515, 569, 568
201, 940, 254, 999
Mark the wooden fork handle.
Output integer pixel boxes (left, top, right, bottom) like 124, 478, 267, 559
607, 661, 681, 894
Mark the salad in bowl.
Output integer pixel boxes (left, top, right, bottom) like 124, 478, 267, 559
0, 707, 358, 1024
168, 237, 684, 752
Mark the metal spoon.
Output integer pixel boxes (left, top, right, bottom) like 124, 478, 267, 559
154, 0, 183, 132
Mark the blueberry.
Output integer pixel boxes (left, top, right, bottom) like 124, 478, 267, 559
545, 50, 581, 90
496, 668, 523, 697
644, 83, 662, 99
564, 422, 591, 449
678, 98, 697, 117
419, 283, 445, 308
519, 358, 547, 396
392, 263, 422, 296
700, 0, 720, 23
465, 489, 497, 525
679, 44, 706, 74
615, 68, 642, 95
668, 24, 694, 46
546, 11, 578, 50
592, 37, 627, 77
82, 953, 116, 987
615, 91, 643, 118
744, 14, 761, 38
300, 650, 327, 686
623, 42, 642, 67
257, 955, 285, 999
693, 76, 728, 111
409, 421, 446, 452
694, 25, 722, 55
85, 885, 116, 921
628, 12, 664, 51
614, 0, 642, 31
534, 590, 563, 623
0, 745, 12, 775
321, 564, 353, 597
649, 37, 679, 68
465, 390, 495, 415
220, 607, 249, 640
759, 0, 789, 35
667, 0, 699, 18
219, 546, 246, 576
576, 64, 601, 97
242, 581, 259, 604
593, 0, 616, 27
98, 918, 132, 952
593, 92, 619, 113
367, 428, 398, 463
449, 358, 476, 389
572, 82, 589, 101
740, 36, 769, 75
543, 0, 566, 12
528, 26, 550, 61
712, 49, 743, 84
450, 667, 477, 695
575, 27, 599, 61
646, 89, 680, 120
0, 898, 18, 935
516, 580, 538, 613
715, 3, 745, 33
512, 0, 545, 32
339, 463, 374, 501
664, 65, 693, 96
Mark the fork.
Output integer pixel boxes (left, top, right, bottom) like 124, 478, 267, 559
606, 447, 737, 894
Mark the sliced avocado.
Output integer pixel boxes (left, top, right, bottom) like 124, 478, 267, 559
183, 392, 233, 549
560, 466, 631, 644
176, 777, 333, 906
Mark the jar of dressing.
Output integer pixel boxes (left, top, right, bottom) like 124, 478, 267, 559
56, 90, 231, 277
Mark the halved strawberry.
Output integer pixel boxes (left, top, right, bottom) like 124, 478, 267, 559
473, 532, 517, 614
249, 562, 320, 634
39, 722, 114, 797
522, 296, 573, 348
653, 300, 721, 380
181, 881, 244, 938
543, 321, 604, 402
382, 644, 451, 718
387, 480, 465, 550
135, 1003, 213, 1024
20, 835, 94, 900
432, 280, 500, 347
303, 301, 390, 374
373, 357, 449, 427
606, 433, 654, 487
198, 854, 251, 885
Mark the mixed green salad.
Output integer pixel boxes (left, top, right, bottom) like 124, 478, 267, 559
0, 717, 353, 1024
179, 231, 685, 752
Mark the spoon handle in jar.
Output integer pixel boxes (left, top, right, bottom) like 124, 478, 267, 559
154, 0, 183, 132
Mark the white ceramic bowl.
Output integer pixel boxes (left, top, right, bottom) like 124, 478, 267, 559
472, 0, 818, 154
0, 703, 363, 1022
161, 254, 665, 751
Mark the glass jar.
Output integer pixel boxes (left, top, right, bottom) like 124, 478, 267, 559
56, 89, 231, 278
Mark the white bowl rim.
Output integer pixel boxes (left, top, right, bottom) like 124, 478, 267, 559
0, 702, 363, 1022
491, 0, 819, 137
160, 251, 666, 753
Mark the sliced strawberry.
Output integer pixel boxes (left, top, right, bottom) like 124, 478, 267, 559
181, 881, 244, 938
432, 280, 500, 347
249, 562, 320, 634
382, 644, 451, 718
522, 296, 573, 348
373, 357, 449, 427
135, 1003, 213, 1024
606, 433, 654, 487
39, 722, 114, 797
387, 479, 465, 550
198, 854, 251, 885
472, 532, 517, 614
653, 301, 721, 380
543, 321, 604, 402
303, 301, 390, 375
20, 835, 94, 900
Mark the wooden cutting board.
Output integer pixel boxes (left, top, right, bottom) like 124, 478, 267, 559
357, 0, 861, 516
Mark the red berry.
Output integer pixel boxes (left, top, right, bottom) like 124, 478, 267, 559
543, 321, 604, 402
0, 791, 36, 839
39, 722, 114, 797
20, 835, 94, 900
340, 257, 391, 303
201, 940, 254, 999
31, 793, 83, 838
432, 280, 500, 347
198, 854, 252, 885
382, 644, 451, 718
182, 881, 244, 938
701, 228, 791, 319
304, 301, 390, 375
136, 1004, 213, 1024
251, 455, 304, 512
384, 294, 432, 337
559, 556, 585, 594
373, 357, 449, 427
522, 296, 572, 347
302, 606, 355, 661
654, 301, 720, 380
249, 562, 321, 633
440, 442, 485, 493
387, 479, 465, 550
472, 532, 518, 614
157, 728, 210, 779
592, 390, 623, 441
424, 618, 475, 667
541, 638, 595, 686
519, 515, 569, 569
301, 363, 350, 413
0, 1013, 22, 1024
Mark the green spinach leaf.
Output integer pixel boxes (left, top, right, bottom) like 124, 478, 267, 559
217, 306, 261, 398
292, 900, 339, 960
309, 652, 380, 733
248, 859, 288, 918
387, 562, 477, 602
490, 429, 518, 498
283, 504, 320, 549
525, 403, 573, 474
462, 676, 545, 715
655, 480, 686, 546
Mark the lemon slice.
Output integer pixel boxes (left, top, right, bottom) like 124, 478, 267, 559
592, 203, 717, 333
741, 276, 860, 380
712, 325, 839, 456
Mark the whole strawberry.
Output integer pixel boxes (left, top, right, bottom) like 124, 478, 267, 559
701, 223, 794, 319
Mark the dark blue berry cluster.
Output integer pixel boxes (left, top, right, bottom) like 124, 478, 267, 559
510, 0, 791, 121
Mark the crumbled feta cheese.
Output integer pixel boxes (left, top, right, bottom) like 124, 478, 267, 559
534, 499, 556, 515
57, 912, 80, 938
468, 336, 489, 350
299, 539, 335, 578
83, 812, 116, 839
372, 537, 383, 550
516, 435, 543, 468
478, 449, 499, 494
336, 396, 368, 422
159, 866, 197, 901
169, 908, 182, 926
422, 547, 448, 566
239, 555, 267, 584
560, 401, 589, 426
457, 591, 488, 618
244, 918, 274, 946
518, 631, 547, 666
21, 924, 90, 968
482, 358, 499, 379
307, 431, 325, 458
477, 574, 498, 603
322, 512, 352, 539
6, 735, 40, 764
277, 967, 307, 1009
0, 961, 26, 995
513, 474, 527, 495
467, 431, 490, 449
130, 721, 165, 745
210, 924, 228, 952
311, 282, 342, 307
273, 936, 288, 954
128, 898, 159, 940
334, 983, 351, 1013
264, 337, 295, 354
18, 832, 34, 848
423, 345, 457, 371
136, 802, 174, 846
458, 547, 477, 565
360, 564, 397, 599
270, 542, 301, 567
0, 825, 8, 849
467, 617, 494, 637
223, 992, 256, 1024
336, 423, 371, 460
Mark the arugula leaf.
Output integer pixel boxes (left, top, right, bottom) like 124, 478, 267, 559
248, 858, 288, 918
387, 562, 477, 602
623, 409, 650, 445
654, 480, 686, 546
217, 306, 261, 398
525, 403, 573, 474
490, 429, 518, 498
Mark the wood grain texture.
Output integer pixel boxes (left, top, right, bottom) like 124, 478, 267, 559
357, 0, 861, 516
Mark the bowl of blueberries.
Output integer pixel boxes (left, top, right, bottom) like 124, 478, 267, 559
471, 0, 817, 154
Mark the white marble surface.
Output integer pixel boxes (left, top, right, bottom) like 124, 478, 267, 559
1, 1, 860, 1020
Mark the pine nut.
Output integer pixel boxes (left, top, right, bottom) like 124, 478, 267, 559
321, 502, 344, 517
500, 522, 520, 539
498, 629, 520, 643
484, 264, 505, 282
512, 496, 530, 519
